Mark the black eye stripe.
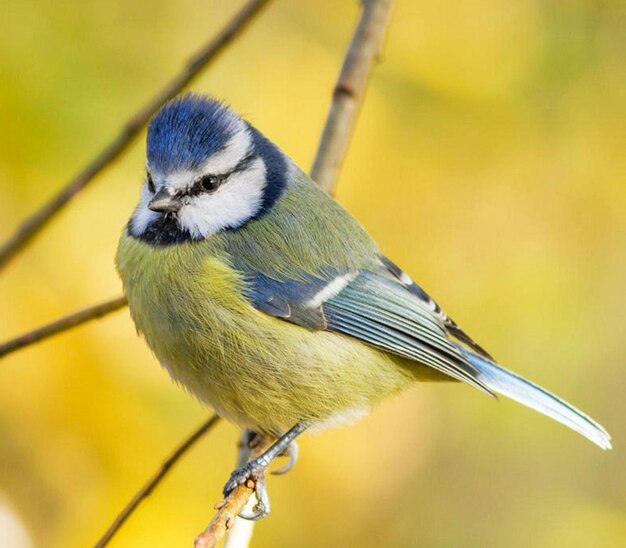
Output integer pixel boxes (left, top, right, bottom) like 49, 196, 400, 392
146, 173, 155, 193
187, 153, 258, 196
232, 152, 256, 173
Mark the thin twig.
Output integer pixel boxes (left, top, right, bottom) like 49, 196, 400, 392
194, 485, 253, 548
0, 0, 272, 272
310, 0, 394, 194
94, 414, 221, 548
223, 431, 258, 548
194, 434, 273, 548
0, 296, 127, 359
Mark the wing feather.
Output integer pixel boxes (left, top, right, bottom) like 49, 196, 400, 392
237, 262, 493, 395
379, 255, 494, 360
234, 254, 611, 448
325, 272, 493, 395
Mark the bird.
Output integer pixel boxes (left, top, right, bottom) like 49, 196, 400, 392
116, 93, 611, 519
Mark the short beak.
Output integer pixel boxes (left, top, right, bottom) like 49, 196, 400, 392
148, 188, 182, 213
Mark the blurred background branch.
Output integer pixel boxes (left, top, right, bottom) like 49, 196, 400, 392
311, 0, 393, 194
0, 0, 272, 272
94, 415, 221, 548
0, 296, 127, 359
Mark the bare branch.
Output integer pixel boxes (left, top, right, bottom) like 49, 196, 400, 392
222, 431, 258, 548
94, 415, 221, 548
0, 296, 127, 359
194, 434, 273, 548
310, 0, 394, 194
0, 0, 273, 272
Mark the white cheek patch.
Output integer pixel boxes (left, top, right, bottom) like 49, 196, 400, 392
130, 183, 159, 235
305, 272, 357, 308
133, 125, 261, 239
176, 157, 267, 238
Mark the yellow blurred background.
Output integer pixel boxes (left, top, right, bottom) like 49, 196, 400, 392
1, 1, 625, 546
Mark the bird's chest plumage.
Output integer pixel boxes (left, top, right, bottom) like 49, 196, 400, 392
116, 232, 412, 433
117, 234, 262, 418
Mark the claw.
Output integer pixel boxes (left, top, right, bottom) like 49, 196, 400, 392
222, 423, 307, 522
222, 459, 266, 498
238, 476, 271, 520
272, 441, 299, 476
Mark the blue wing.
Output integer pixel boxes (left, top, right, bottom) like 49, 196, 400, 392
237, 258, 493, 395
241, 269, 329, 330
237, 257, 611, 449
379, 255, 494, 360
323, 270, 492, 394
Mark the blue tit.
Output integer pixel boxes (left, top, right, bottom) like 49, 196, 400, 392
116, 93, 611, 519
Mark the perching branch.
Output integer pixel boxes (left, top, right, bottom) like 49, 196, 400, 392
94, 414, 221, 548
310, 0, 394, 194
0, 0, 272, 272
194, 485, 253, 548
194, 433, 273, 548
0, 296, 127, 359
223, 431, 261, 548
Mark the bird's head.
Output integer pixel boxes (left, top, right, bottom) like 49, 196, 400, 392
129, 94, 287, 244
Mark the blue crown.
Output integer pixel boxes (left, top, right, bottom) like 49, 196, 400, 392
147, 94, 239, 173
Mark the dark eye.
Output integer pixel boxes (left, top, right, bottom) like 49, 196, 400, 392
146, 173, 155, 193
199, 174, 223, 193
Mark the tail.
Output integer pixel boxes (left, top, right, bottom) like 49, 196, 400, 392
456, 345, 612, 450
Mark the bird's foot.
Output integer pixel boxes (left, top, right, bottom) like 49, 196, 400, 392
222, 423, 307, 521
223, 457, 272, 520
272, 440, 299, 476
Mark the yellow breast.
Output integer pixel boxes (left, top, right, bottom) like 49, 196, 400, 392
116, 232, 416, 433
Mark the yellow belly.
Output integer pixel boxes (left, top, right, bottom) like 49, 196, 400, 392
116, 234, 434, 434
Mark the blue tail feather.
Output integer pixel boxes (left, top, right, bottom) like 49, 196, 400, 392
456, 345, 612, 450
